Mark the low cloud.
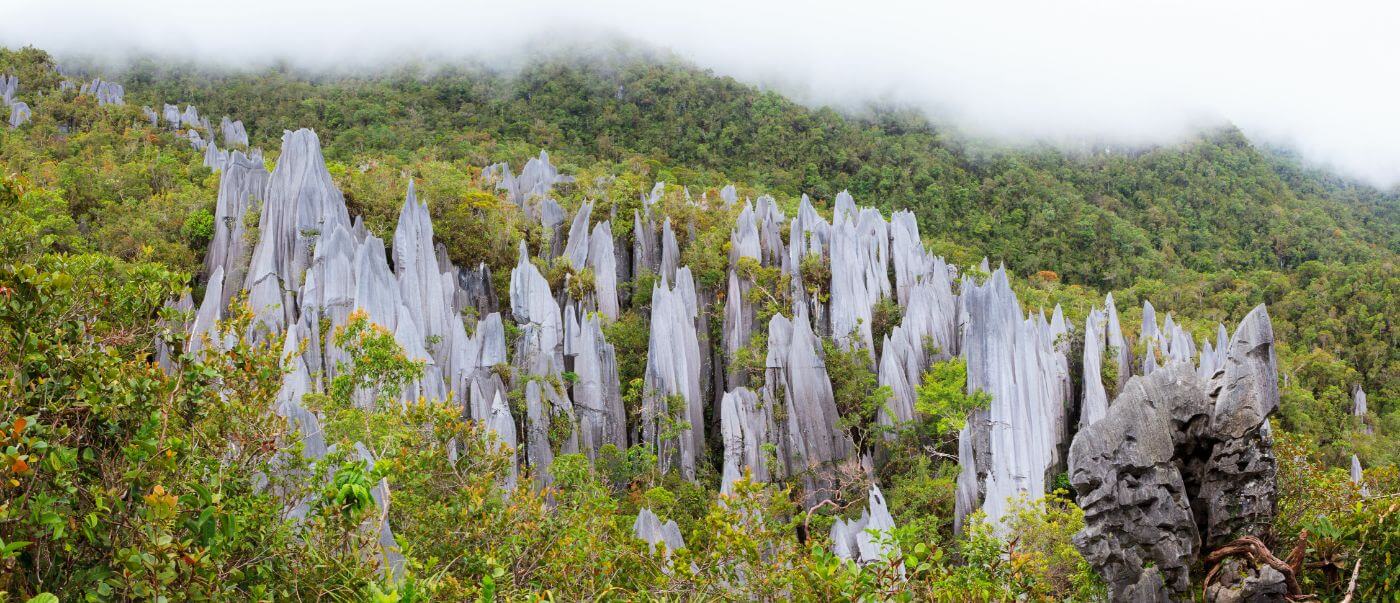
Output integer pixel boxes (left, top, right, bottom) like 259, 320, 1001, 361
5, 0, 1399, 187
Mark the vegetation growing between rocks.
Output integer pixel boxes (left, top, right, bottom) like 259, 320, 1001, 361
0, 46, 1395, 600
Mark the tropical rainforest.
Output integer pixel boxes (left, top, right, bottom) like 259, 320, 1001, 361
0, 44, 1395, 601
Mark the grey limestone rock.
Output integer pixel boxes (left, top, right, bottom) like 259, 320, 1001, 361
0, 74, 16, 105
954, 268, 1071, 532
204, 150, 268, 310
1204, 558, 1288, 603
487, 388, 519, 494
642, 269, 705, 480
633, 507, 686, 557
719, 387, 774, 495
8, 101, 29, 128
1069, 367, 1201, 600
1351, 454, 1367, 495
83, 79, 124, 105
220, 116, 249, 147
830, 486, 901, 571
567, 308, 627, 459
562, 200, 592, 269
163, 104, 181, 129
1080, 307, 1110, 427
243, 129, 352, 338
1200, 304, 1279, 549
180, 104, 201, 128
764, 310, 854, 505
720, 184, 738, 208
188, 266, 227, 356
586, 221, 619, 320
142, 105, 160, 127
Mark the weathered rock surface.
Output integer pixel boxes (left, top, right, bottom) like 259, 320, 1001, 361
1070, 305, 1281, 601
8, 101, 29, 128
830, 485, 901, 570
1200, 304, 1278, 549
203, 150, 267, 309
567, 307, 626, 459
955, 268, 1071, 532
220, 116, 249, 147
643, 269, 705, 480
719, 387, 774, 494
764, 310, 853, 505
633, 508, 685, 556
1204, 558, 1288, 603
1069, 364, 1204, 600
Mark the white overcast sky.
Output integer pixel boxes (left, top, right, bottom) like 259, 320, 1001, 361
5, 0, 1399, 187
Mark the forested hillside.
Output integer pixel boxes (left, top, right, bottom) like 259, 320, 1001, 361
1, 45, 1395, 601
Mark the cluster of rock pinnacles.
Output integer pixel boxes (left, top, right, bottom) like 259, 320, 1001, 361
22, 68, 1307, 599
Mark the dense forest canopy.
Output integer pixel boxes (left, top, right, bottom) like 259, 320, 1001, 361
0, 45, 1395, 600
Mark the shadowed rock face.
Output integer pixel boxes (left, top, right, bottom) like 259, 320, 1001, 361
1070, 364, 1202, 600
1201, 304, 1278, 549
1069, 305, 1281, 601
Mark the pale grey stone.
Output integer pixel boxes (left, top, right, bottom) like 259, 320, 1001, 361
719, 387, 774, 494
220, 116, 249, 147
204, 150, 268, 311
643, 269, 705, 480
7, 101, 29, 128
586, 221, 619, 320
954, 268, 1071, 532
633, 507, 686, 557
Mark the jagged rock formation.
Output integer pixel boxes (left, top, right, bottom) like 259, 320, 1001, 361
483, 150, 573, 228
764, 311, 853, 505
81, 78, 124, 105
643, 269, 705, 480
1069, 305, 1281, 601
221, 116, 249, 148
954, 267, 1071, 532
510, 241, 578, 485
1351, 454, 1367, 496
8, 101, 29, 128
587, 220, 619, 320
829, 191, 890, 356
163, 104, 181, 129
181, 104, 201, 129
719, 387, 774, 495
1199, 305, 1278, 548
830, 486, 901, 571
633, 507, 686, 556
566, 307, 626, 459
0, 75, 16, 105
1353, 386, 1372, 434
